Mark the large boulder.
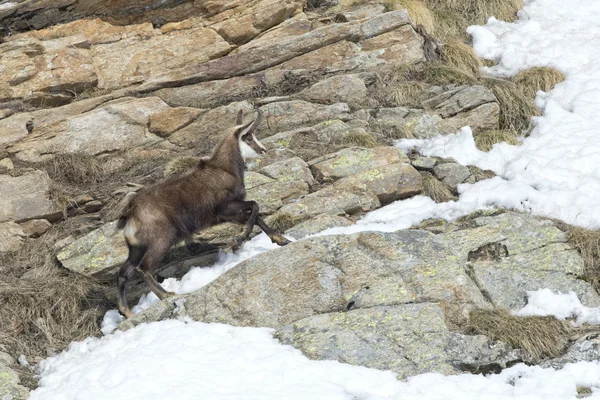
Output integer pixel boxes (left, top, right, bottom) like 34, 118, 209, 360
120, 211, 599, 377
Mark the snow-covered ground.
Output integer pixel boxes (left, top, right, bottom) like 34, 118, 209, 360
29, 0, 600, 398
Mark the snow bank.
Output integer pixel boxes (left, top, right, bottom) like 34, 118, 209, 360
30, 319, 600, 400
515, 289, 600, 326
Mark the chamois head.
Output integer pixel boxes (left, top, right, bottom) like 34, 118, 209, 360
234, 109, 266, 159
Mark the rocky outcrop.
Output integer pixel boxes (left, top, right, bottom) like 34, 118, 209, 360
118, 211, 593, 377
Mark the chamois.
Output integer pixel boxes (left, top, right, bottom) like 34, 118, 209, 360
115, 109, 291, 318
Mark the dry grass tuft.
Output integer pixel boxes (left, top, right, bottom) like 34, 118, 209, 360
421, 171, 457, 202
557, 225, 600, 291
383, 0, 435, 33
426, 0, 523, 25
482, 78, 540, 133
0, 225, 107, 365
43, 153, 104, 187
468, 308, 570, 361
422, 63, 478, 85
164, 156, 200, 177
468, 165, 496, 182
431, 9, 468, 42
513, 67, 566, 98
441, 40, 482, 76
394, 81, 429, 107
337, 130, 377, 148
474, 129, 519, 151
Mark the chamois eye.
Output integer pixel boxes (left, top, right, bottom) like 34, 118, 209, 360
244, 135, 253, 142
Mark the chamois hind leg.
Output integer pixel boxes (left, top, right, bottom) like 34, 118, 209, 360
256, 216, 291, 246
138, 240, 176, 300
117, 244, 147, 319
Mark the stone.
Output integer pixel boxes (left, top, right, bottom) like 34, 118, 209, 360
210, 0, 302, 45
285, 214, 353, 239
166, 101, 254, 148
19, 219, 52, 238
541, 335, 600, 369
273, 186, 381, 222
0, 222, 25, 253
0, 37, 96, 101
411, 155, 437, 170
438, 102, 500, 134
0, 364, 29, 400
296, 74, 367, 105
244, 172, 275, 190
433, 163, 472, 187
121, 229, 488, 329
91, 27, 232, 90
56, 221, 128, 280
334, 163, 423, 204
246, 180, 309, 214
0, 171, 58, 223
276, 304, 520, 378
422, 85, 497, 118
309, 147, 409, 182
234, 13, 312, 52
135, 11, 413, 93
0, 159, 13, 170
8, 97, 168, 162
259, 101, 351, 134
148, 107, 204, 137
0, 113, 32, 147
335, 4, 386, 22
440, 212, 600, 309
259, 157, 315, 186
154, 70, 286, 108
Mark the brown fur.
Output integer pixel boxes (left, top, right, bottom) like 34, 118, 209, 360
115, 109, 289, 318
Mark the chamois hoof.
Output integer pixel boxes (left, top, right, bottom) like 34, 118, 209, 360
119, 307, 134, 319
230, 236, 245, 252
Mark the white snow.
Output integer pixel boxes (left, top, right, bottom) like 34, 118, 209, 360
515, 289, 600, 326
29, 0, 600, 398
29, 319, 600, 400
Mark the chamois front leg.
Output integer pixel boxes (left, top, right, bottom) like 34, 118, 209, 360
256, 216, 291, 246
218, 200, 260, 251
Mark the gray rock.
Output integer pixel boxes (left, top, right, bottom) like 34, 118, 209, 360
411, 155, 437, 170
285, 214, 353, 239
259, 157, 315, 186
309, 146, 409, 182
422, 85, 497, 118
334, 163, 423, 204
433, 163, 471, 187
246, 180, 309, 214
296, 74, 367, 105
276, 304, 522, 378
541, 335, 600, 369
0, 364, 28, 400
0, 171, 59, 223
0, 222, 25, 253
273, 185, 381, 222
259, 101, 351, 134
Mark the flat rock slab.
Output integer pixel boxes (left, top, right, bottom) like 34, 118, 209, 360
276, 304, 521, 379
309, 146, 409, 182
0, 171, 58, 223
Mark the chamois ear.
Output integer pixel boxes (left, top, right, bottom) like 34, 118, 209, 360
235, 109, 244, 125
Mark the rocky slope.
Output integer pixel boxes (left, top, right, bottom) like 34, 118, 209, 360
0, 0, 596, 398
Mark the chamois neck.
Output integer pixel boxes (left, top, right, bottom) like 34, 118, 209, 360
207, 134, 245, 179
